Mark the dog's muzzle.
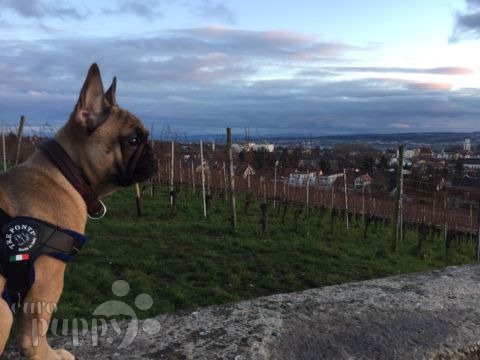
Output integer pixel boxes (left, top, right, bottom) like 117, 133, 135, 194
116, 143, 157, 187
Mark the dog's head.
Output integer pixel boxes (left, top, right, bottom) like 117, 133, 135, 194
60, 63, 157, 195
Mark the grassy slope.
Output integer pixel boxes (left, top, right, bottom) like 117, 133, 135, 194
58, 186, 476, 320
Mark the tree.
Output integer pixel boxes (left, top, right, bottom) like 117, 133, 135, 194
320, 159, 331, 174
454, 159, 464, 173
377, 155, 388, 170
361, 155, 375, 174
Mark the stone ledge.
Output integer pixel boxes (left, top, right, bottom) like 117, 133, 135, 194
4, 264, 480, 359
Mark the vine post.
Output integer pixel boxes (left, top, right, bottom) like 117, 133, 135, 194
227, 128, 237, 230
392, 144, 404, 254
200, 140, 207, 218
15, 115, 26, 166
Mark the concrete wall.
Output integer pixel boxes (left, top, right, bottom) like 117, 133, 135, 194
4, 264, 480, 359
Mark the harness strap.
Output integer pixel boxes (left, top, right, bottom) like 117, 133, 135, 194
15, 217, 85, 256
38, 140, 104, 218
0, 212, 87, 296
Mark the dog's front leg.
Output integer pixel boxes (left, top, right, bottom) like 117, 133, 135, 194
16, 256, 74, 360
0, 275, 14, 355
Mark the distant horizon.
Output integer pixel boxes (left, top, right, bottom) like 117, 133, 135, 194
1, 120, 477, 144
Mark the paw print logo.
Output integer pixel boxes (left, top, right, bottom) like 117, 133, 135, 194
92, 280, 161, 349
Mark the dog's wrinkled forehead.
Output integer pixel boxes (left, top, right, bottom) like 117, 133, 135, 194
111, 106, 148, 138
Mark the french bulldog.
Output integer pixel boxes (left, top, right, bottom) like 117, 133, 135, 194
0, 63, 157, 359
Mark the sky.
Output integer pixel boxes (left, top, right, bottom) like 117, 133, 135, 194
1, 0, 480, 138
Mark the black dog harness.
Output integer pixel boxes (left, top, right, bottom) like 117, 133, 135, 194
0, 139, 96, 311
0, 208, 87, 310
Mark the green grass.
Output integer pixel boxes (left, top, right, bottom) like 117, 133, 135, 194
57, 186, 477, 320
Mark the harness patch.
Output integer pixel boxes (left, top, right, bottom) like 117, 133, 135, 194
0, 214, 87, 306
5, 223, 39, 254
10, 254, 30, 262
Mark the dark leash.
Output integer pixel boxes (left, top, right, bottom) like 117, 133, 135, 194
38, 140, 106, 219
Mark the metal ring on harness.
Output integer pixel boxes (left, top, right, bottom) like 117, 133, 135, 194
87, 200, 107, 220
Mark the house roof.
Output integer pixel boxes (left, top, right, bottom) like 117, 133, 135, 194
356, 174, 373, 183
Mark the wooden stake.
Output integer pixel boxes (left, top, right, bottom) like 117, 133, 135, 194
179, 159, 183, 186
331, 184, 334, 210
223, 161, 227, 201
432, 198, 436, 225
470, 204, 473, 234
135, 183, 142, 216
369, 185, 372, 216
273, 161, 279, 209
170, 141, 174, 207
392, 145, 404, 254
443, 187, 448, 246
306, 176, 310, 218
343, 168, 349, 230
362, 183, 365, 223
200, 140, 207, 218
15, 115, 26, 166
150, 124, 154, 197
191, 159, 195, 194
207, 163, 211, 197
226, 128, 237, 230
262, 177, 266, 203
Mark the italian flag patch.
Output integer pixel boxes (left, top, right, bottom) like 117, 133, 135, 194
10, 254, 29, 262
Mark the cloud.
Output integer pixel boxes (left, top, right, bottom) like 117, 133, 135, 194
0, 28, 479, 136
101, 0, 163, 20
370, 78, 454, 92
0, 0, 84, 20
172, 27, 355, 61
404, 82, 453, 91
389, 123, 411, 129
451, 0, 480, 41
189, 0, 236, 24
0, 0, 237, 24
315, 66, 474, 76
100, 0, 236, 23
466, 0, 480, 9
0, 28, 357, 107
0, 27, 352, 88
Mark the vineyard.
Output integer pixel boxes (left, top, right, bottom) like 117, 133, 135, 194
2, 123, 479, 254
158, 156, 479, 234
152, 139, 480, 249
0, 124, 479, 318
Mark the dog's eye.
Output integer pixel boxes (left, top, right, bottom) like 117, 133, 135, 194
127, 137, 140, 147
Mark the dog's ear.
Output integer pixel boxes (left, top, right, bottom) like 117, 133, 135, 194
74, 63, 108, 132
105, 76, 117, 106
